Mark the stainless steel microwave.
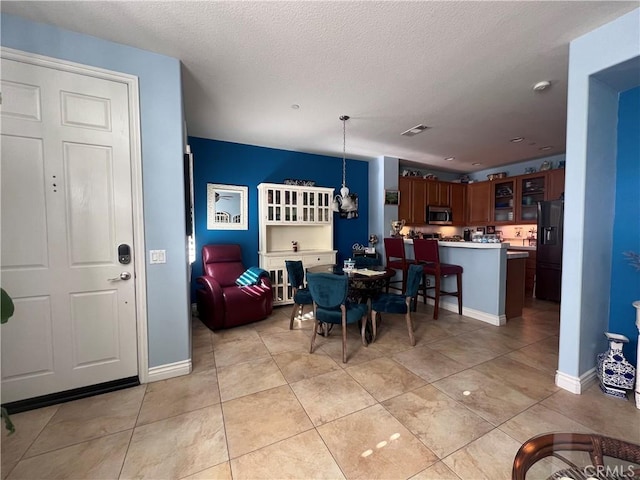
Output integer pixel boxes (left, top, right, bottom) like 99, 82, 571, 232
426, 205, 452, 225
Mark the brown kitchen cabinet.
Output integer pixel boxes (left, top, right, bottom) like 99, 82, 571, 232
398, 176, 412, 223
525, 249, 537, 296
509, 247, 537, 296
398, 177, 426, 224
546, 168, 565, 201
506, 256, 526, 319
426, 181, 450, 207
467, 181, 491, 225
450, 183, 466, 225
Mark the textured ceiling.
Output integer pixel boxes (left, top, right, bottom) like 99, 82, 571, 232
3, 1, 637, 172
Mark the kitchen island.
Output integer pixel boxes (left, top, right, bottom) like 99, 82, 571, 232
403, 240, 528, 325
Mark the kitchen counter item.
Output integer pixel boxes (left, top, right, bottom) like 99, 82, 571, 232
487, 172, 507, 180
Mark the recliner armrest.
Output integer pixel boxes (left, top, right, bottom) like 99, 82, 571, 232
196, 274, 226, 328
259, 275, 272, 290
197, 274, 224, 300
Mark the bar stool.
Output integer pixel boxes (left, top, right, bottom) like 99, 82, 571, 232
412, 238, 463, 320
383, 237, 411, 294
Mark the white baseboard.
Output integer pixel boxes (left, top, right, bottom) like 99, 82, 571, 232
429, 299, 506, 326
147, 359, 192, 383
555, 368, 597, 394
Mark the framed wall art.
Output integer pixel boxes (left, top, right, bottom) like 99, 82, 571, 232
207, 183, 248, 230
384, 190, 400, 205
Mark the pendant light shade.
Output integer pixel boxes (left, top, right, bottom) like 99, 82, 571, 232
333, 115, 357, 213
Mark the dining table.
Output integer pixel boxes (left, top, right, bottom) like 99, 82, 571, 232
305, 264, 395, 342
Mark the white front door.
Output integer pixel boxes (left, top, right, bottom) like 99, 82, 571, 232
1, 56, 139, 403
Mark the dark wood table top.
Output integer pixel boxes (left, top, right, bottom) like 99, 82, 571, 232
306, 264, 395, 282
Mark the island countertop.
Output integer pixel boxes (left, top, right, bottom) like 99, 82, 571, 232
403, 239, 507, 249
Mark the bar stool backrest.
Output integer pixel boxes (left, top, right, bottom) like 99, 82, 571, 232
413, 238, 440, 265
384, 237, 407, 265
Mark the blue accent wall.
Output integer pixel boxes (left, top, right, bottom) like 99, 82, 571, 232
609, 86, 640, 365
188, 137, 369, 295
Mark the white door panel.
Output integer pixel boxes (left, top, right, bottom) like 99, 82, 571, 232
1, 57, 138, 403
0, 79, 42, 121
0, 134, 48, 270
1, 296, 55, 380
64, 142, 115, 265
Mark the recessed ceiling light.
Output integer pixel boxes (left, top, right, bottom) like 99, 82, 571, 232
539, 146, 553, 151
510, 137, 525, 143
291, 104, 300, 109
533, 80, 551, 92
401, 124, 430, 136
444, 156, 455, 161
472, 162, 481, 166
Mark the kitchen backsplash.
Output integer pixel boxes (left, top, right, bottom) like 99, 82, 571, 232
399, 224, 537, 241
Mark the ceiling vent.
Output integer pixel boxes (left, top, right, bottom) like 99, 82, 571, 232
401, 124, 430, 137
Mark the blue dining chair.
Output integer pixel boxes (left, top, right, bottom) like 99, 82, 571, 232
285, 260, 313, 329
370, 263, 423, 346
307, 272, 368, 363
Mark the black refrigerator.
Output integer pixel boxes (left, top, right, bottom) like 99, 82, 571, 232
535, 200, 564, 302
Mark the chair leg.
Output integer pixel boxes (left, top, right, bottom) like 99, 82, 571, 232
405, 312, 416, 346
360, 314, 367, 347
433, 274, 441, 320
289, 302, 300, 329
371, 310, 378, 342
421, 273, 427, 305
342, 317, 348, 363
310, 307, 318, 353
401, 268, 408, 295
456, 273, 463, 315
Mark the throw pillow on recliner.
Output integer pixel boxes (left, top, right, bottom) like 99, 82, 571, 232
236, 266, 270, 286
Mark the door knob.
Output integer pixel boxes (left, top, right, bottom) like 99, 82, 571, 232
108, 272, 132, 281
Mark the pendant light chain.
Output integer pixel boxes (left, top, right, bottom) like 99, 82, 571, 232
340, 115, 349, 188
342, 117, 346, 188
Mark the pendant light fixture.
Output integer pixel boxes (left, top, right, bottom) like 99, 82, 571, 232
333, 115, 357, 213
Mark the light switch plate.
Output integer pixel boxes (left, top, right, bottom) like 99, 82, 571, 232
149, 249, 166, 264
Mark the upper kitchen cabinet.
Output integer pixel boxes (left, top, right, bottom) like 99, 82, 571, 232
546, 168, 565, 201
398, 177, 459, 225
450, 183, 466, 226
398, 176, 426, 225
492, 179, 516, 224
467, 181, 491, 225
426, 181, 450, 207
517, 173, 546, 223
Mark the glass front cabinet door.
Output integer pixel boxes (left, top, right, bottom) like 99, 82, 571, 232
518, 174, 546, 223
492, 179, 515, 224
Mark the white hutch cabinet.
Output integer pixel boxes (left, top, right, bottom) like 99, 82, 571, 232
258, 183, 336, 305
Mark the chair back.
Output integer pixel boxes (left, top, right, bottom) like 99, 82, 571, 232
405, 264, 424, 297
307, 272, 348, 309
354, 256, 381, 268
202, 244, 246, 287
412, 238, 440, 265
285, 260, 305, 288
384, 237, 407, 264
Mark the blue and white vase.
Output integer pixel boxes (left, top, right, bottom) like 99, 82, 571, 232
596, 332, 636, 400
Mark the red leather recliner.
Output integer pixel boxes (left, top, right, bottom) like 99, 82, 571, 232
196, 244, 273, 331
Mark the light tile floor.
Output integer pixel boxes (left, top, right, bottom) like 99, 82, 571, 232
3, 299, 639, 479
